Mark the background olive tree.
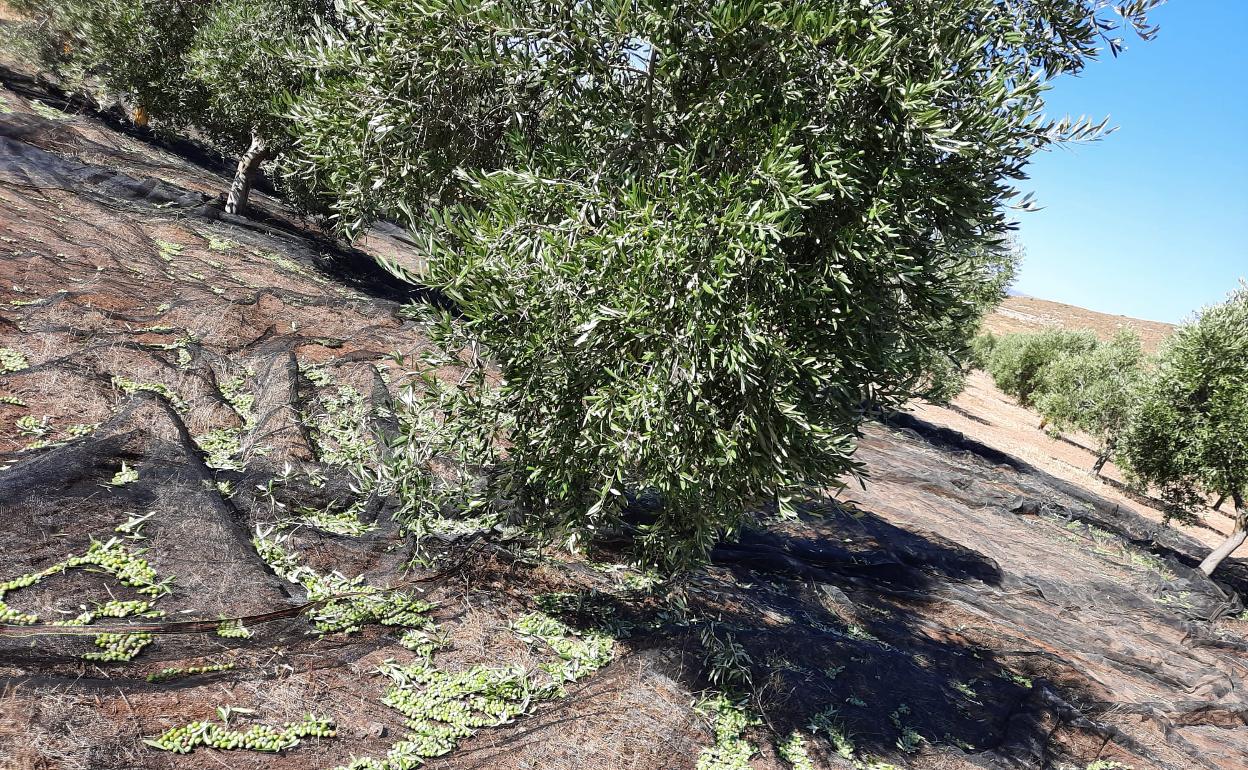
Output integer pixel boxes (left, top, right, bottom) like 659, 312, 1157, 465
14, 0, 331, 214
184, 0, 333, 213
986, 329, 1099, 408
282, 0, 1160, 566
969, 332, 1001, 372
1034, 331, 1146, 475
282, 0, 542, 238
1119, 285, 1248, 576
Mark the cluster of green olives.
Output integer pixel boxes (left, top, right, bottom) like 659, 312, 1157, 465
0, 562, 66, 594
374, 594, 437, 629
67, 538, 167, 596
0, 537, 170, 638
511, 612, 567, 639
329, 615, 616, 770
377, 661, 534, 759
303, 579, 431, 635
0, 601, 37, 625
252, 535, 435, 639
215, 619, 253, 638
337, 738, 425, 770
398, 629, 443, 656
696, 695, 759, 770
0, 556, 79, 625
336, 668, 567, 770
59, 599, 155, 626
0, 347, 28, 372
253, 534, 302, 578
146, 662, 235, 683
512, 612, 615, 683
311, 586, 434, 636
300, 501, 375, 536
84, 632, 154, 662
147, 715, 335, 754
196, 427, 244, 471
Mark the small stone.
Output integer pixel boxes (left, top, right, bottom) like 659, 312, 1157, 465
1010, 498, 1041, 516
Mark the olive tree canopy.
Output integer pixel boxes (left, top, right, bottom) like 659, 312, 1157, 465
1120, 285, 1248, 576
12, 0, 1160, 567
283, 0, 1160, 566
1035, 331, 1146, 474
987, 329, 1100, 407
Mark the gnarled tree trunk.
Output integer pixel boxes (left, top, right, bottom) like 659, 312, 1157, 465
1214, 493, 1227, 511
225, 133, 270, 216
1200, 493, 1246, 576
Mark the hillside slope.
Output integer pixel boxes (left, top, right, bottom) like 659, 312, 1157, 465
1, 73, 1247, 770
986, 296, 1175, 353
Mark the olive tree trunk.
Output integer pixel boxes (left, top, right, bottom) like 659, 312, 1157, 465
1214, 493, 1227, 511
1091, 437, 1116, 476
1200, 493, 1246, 576
1091, 452, 1109, 476
225, 133, 270, 216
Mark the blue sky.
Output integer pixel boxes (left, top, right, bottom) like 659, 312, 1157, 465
1011, 1, 1247, 324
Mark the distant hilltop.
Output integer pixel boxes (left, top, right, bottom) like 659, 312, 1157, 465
985, 295, 1175, 354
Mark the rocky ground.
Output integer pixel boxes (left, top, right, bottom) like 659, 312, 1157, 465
1, 70, 1246, 770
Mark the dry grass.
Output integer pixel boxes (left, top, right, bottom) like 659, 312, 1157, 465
0, 684, 143, 770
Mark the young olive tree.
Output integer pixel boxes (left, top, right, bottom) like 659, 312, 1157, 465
1119, 285, 1248, 576
1034, 331, 1146, 475
987, 330, 1099, 407
289, 0, 1158, 566
16, 0, 330, 214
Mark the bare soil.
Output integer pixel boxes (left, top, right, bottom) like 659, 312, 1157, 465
0, 67, 1245, 770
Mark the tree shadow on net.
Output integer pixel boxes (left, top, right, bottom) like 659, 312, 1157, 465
543, 500, 1168, 769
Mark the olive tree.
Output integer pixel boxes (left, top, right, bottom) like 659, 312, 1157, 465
1034, 331, 1146, 475
1120, 285, 1248, 576
9, 0, 200, 108
280, 0, 548, 238
987, 329, 1099, 407
15, 0, 330, 214
288, 0, 1157, 565
184, 0, 334, 213
970, 332, 1001, 371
